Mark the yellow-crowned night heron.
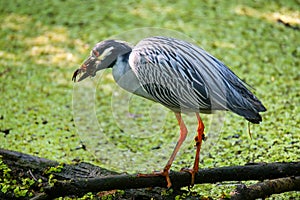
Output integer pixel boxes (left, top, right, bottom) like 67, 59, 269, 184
72, 36, 266, 187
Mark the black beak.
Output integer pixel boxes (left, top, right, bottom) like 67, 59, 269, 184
72, 56, 98, 82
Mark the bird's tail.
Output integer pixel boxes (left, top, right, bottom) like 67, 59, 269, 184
229, 99, 266, 124
245, 112, 263, 124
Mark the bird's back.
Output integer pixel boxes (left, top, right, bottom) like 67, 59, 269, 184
128, 36, 266, 123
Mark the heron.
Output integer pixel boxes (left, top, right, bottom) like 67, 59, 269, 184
72, 36, 266, 187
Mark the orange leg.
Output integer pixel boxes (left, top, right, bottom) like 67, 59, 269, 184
138, 112, 188, 188
181, 113, 205, 186
193, 113, 205, 185
161, 112, 188, 187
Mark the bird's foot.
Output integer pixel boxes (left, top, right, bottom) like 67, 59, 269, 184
180, 167, 197, 187
137, 168, 172, 188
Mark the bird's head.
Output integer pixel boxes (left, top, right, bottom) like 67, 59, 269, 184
72, 40, 131, 82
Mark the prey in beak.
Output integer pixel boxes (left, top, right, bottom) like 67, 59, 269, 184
72, 54, 99, 82
72, 41, 126, 82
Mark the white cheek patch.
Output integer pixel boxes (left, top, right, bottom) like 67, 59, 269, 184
99, 46, 114, 60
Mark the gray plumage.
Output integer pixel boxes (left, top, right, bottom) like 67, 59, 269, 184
73, 36, 266, 123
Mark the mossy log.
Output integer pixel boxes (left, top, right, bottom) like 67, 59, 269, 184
0, 148, 299, 199
229, 176, 300, 200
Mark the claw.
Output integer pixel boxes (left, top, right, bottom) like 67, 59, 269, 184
72, 68, 82, 82
180, 167, 196, 187
72, 55, 98, 82
138, 168, 172, 188
154, 169, 172, 188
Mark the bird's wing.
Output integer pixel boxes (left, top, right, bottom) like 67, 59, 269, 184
128, 36, 266, 122
128, 36, 237, 112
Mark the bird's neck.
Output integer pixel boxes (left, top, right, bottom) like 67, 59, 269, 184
112, 52, 155, 101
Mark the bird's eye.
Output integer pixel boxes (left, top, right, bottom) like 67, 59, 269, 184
92, 50, 99, 57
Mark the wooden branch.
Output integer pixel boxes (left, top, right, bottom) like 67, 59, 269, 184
44, 162, 300, 198
1, 148, 300, 199
230, 176, 300, 200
